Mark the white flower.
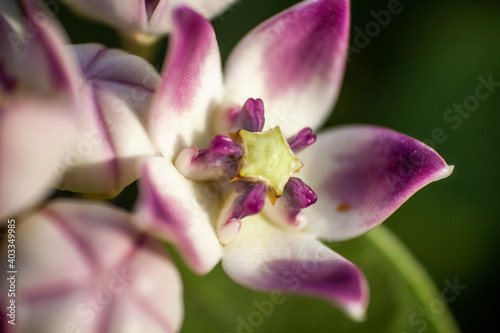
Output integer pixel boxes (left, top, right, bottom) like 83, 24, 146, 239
132, 0, 453, 319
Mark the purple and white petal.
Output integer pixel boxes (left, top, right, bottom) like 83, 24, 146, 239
149, 0, 239, 35
298, 126, 454, 241
0, 0, 82, 100
146, 0, 241, 35
19, 0, 82, 99
0, 0, 85, 108
222, 214, 369, 320
0, 100, 77, 218
182, 0, 237, 21
146, 0, 172, 34
66, 0, 237, 36
134, 157, 223, 275
65, 0, 148, 35
223, 0, 350, 137
58, 44, 158, 195
0, 1, 82, 217
0, 199, 182, 333
149, 6, 223, 160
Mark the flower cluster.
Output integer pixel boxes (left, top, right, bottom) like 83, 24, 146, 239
0, 0, 452, 332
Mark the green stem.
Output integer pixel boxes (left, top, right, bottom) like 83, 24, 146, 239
366, 226, 461, 333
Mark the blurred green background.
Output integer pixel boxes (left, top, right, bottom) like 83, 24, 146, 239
53, 0, 500, 332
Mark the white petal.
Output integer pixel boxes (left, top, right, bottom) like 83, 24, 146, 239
66, 0, 237, 35
0, 0, 82, 216
0, 100, 77, 218
59, 44, 158, 195
134, 157, 223, 275
148, 0, 239, 35
1, 199, 183, 333
66, 0, 148, 33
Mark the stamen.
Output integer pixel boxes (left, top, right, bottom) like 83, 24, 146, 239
263, 177, 317, 230
217, 182, 266, 244
228, 98, 265, 132
288, 128, 317, 153
174, 135, 242, 181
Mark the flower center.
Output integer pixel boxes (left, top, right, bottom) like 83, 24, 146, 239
174, 98, 318, 244
230, 127, 303, 203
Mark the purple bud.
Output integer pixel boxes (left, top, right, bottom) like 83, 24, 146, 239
288, 128, 317, 153
197, 135, 243, 166
283, 177, 318, 209
233, 182, 267, 219
229, 98, 266, 132
216, 182, 267, 244
263, 177, 317, 230
174, 135, 242, 181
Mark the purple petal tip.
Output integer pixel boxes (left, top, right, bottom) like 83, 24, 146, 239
262, 0, 349, 95
263, 258, 368, 319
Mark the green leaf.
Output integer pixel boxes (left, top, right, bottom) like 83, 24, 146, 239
177, 226, 460, 333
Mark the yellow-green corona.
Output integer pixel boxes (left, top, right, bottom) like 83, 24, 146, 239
230, 127, 303, 203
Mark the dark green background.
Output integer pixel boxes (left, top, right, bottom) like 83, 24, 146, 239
52, 0, 500, 332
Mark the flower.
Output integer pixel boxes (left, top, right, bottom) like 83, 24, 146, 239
0, 199, 183, 333
1, 0, 159, 213
66, 0, 238, 41
133, 0, 453, 320
56, 43, 160, 196
0, 0, 80, 217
